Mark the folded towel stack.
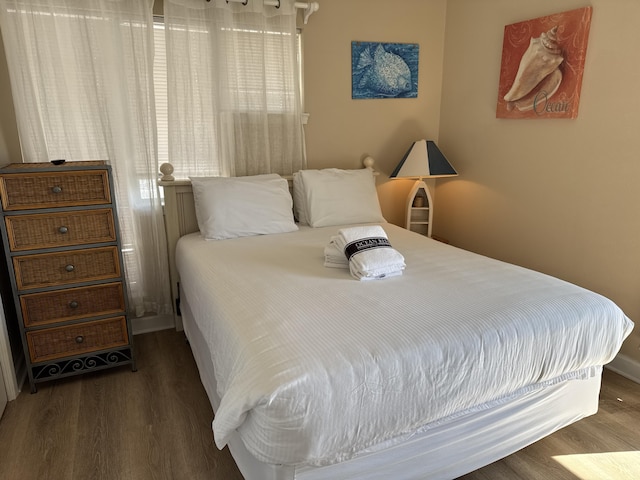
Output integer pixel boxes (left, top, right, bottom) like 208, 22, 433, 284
333, 225, 405, 281
323, 238, 348, 268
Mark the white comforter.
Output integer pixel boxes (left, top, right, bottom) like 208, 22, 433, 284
175, 223, 633, 467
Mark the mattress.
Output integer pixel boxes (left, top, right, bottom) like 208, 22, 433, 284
175, 223, 633, 467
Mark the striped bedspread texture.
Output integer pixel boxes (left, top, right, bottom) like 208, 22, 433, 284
175, 223, 633, 467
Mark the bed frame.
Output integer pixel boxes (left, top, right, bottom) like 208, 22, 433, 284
158, 162, 603, 480
158, 178, 198, 331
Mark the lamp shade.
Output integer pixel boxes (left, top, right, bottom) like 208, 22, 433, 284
390, 140, 457, 178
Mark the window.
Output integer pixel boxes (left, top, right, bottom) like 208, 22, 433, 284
152, 17, 303, 171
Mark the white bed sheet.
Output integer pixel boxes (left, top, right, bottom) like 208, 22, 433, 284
175, 223, 633, 467
181, 292, 603, 480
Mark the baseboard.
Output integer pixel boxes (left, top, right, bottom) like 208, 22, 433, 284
605, 353, 640, 384
131, 314, 176, 335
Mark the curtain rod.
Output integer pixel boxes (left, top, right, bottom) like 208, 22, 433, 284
217, 0, 320, 24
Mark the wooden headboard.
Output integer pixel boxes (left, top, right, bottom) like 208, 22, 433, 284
158, 158, 377, 329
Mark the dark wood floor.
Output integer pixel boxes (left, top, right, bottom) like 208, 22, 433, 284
0, 329, 638, 480
0, 329, 243, 480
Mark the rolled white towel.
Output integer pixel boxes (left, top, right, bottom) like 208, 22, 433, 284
324, 241, 348, 268
335, 225, 405, 280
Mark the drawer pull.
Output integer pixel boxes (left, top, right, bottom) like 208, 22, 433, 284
69, 301, 79, 309
52, 186, 63, 194
58, 226, 69, 234
75, 335, 84, 344
65, 264, 75, 272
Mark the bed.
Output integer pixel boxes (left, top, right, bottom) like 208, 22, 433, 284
159, 161, 633, 480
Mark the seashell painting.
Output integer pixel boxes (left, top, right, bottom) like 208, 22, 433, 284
352, 42, 419, 99
496, 7, 592, 119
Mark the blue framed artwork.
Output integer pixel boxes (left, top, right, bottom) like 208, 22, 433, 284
352, 41, 419, 99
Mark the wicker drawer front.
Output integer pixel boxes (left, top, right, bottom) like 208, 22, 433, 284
5, 208, 116, 251
26, 316, 129, 363
20, 282, 125, 327
0, 170, 110, 211
13, 246, 121, 290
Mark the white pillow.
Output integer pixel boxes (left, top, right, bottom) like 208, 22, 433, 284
292, 171, 309, 225
297, 168, 385, 227
190, 174, 298, 240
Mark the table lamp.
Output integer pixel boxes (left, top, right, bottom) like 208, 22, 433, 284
390, 139, 457, 236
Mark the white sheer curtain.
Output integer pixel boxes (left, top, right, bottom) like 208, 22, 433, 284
0, 0, 172, 317
164, 0, 306, 179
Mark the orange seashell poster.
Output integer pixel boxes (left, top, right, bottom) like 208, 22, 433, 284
496, 7, 592, 119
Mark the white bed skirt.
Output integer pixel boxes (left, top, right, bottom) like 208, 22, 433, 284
181, 293, 601, 480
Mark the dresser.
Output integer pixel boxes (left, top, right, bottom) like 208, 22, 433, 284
0, 161, 135, 392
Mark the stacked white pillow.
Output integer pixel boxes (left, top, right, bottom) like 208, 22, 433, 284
293, 168, 385, 227
189, 168, 385, 240
190, 174, 298, 240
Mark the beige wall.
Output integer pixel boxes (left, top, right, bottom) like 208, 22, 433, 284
302, 0, 448, 226
437, 0, 639, 361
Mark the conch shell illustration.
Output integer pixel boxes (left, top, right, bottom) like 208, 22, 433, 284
508, 68, 562, 112
504, 26, 564, 105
